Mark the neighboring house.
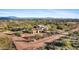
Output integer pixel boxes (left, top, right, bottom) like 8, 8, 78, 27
32, 25, 48, 34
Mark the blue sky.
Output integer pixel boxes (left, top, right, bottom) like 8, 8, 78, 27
0, 9, 79, 18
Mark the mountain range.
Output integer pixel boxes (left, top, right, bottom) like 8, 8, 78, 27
0, 16, 79, 21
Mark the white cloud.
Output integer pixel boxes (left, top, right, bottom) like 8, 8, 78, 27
45, 10, 79, 18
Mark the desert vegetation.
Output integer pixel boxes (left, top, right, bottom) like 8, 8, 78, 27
39, 31, 79, 50
0, 34, 16, 50
0, 18, 79, 50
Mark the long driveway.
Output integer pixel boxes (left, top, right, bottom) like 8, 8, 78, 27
12, 27, 79, 50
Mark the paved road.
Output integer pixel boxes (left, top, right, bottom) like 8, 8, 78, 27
12, 27, 79, 50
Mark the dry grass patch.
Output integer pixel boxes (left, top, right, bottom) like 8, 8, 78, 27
0, 34, 13, 50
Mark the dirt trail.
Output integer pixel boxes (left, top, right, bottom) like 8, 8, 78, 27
12, 27, 79, 50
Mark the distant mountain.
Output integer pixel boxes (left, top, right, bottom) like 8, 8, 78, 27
0, 16, 79, 22
0, 16, 19, 20
0, 16, 52, 20
8, 16, 18, 19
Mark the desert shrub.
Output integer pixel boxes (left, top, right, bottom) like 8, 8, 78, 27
42, 38, 72, 50
14, 32, 21, 37
22, 29, 32, 34
26, 30, 32, 33
57, 25, 64, 30
0, 34, 13, 50
73, 31, 79, 36
44, 45, 51, 50
53, 40, 65, 47
51, 24, 57, 31
71, 40, 79, 48
63, 39, 72, 47
68, 31, 73, 36
34, 34, 43, 40
46, 32, 52, 36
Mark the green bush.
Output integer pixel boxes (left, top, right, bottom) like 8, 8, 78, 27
74, 31, 79, 36
57, 25, 64, 30
53, 40, 65, 47
14, 32, 21, 37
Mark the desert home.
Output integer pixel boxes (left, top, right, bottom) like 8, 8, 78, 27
32, 25, 48, 34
